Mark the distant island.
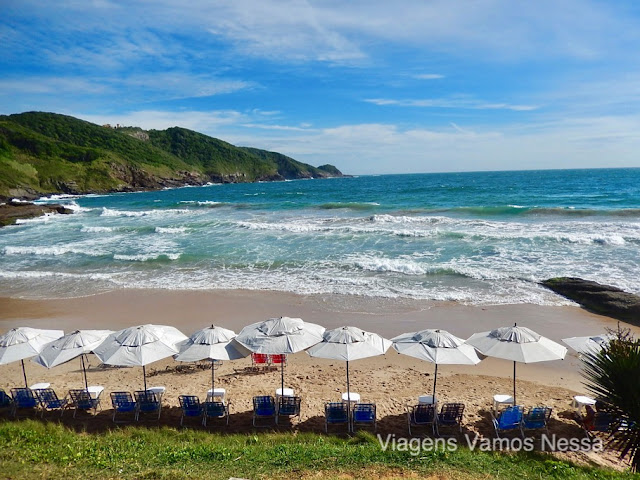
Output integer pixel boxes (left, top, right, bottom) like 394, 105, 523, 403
0, 111, 345, 200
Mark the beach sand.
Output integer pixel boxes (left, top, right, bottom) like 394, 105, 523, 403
0, 289, 636, 469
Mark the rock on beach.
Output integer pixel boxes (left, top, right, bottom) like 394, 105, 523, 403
541, 277, 640, 326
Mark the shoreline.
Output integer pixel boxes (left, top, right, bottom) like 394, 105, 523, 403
1, 288, 636, 393
0, 288, 635, 469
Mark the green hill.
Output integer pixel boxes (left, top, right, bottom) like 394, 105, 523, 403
0, 112, 344, 199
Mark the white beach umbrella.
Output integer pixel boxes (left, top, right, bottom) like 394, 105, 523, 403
0, 327, 64, 387
93, 324, 188, 390
307, 326, 392, 416
174, 325, 250, 391
236, 317, 325, 393
466, 324, 567, 404
32, 329, 114, 389
562, 334, 614, 355
392, 329, 484, 403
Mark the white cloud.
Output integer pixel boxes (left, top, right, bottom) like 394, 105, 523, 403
218, 115, 640, 174
365, 97, 539, 111
76, 110, 248, 133
413, 74, 445, 80
0, 73, 253, 105
10, 0, 633, 65
36, 106, 640, 176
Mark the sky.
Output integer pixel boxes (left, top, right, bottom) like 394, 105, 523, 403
2, 0, 640, 175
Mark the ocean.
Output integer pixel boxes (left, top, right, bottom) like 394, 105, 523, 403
2, 168, 640, 304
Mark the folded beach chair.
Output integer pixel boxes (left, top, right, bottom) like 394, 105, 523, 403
110, 391, 137, 423
251, 353, 270, 371
324, 402, 349, 433
352, 403, 376, 432
178, 395, 202, 426
435, 402, 465, 436
407, 403, 436, 436
276, 395, 301, 425
68, 389, 101, 418
491, 405, 524, 438
35, 388, 68, 418
10, 388, 38, 417
520, 406, 552, 437
252, 395, 276, 427
134, 390, 162, 421
269, 354, 287, 371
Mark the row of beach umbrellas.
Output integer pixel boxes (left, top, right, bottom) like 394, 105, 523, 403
0, 319, 612, 405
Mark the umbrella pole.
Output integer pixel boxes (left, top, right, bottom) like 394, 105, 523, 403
211, 360, 215, 392
143, 365, 147, 391
346, 360, 351, 433
21, 359, 28, 388
81, 355, 88, 390
432, 363, 438, 404
513, 361, 516, 405
281, 360, 285, 395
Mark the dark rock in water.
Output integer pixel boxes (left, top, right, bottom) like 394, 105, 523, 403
0, 200, 73, 227
541, 277, 640, 325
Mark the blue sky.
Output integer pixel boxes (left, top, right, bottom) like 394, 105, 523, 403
2, 0, 640, 175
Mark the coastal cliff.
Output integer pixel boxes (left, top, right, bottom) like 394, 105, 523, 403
0, 112, 345, 200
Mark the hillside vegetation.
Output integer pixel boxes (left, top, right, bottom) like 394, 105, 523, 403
0, 112, 343, 199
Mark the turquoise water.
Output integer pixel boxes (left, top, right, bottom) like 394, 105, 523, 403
2, 168, 640, 304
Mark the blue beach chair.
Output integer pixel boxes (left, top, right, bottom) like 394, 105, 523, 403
10, 388, 38, 417
520, 406, 552, 436
111, 391, 137, 423
68, 389, 101, 417
325, 402, 349, 433
0, 389, 13, 412
134, 390, 162, 421
492, 405, 524, 438
35, 388, 68, 417
252, 395, 276, 427
178, 395, 202, 426
435, 402, 465, 436
276, 395, 301, 426
202, 400, 229, 426
352, 403, 376, 432
407, 403, 436, 436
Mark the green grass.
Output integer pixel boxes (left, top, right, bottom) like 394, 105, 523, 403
0, 420, 636, 480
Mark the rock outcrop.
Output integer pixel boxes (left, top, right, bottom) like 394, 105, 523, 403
0, 200, 73, 227
541, 277, 640, 325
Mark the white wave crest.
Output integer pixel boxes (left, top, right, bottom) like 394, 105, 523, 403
63, 201, 93, 213
34, 194, 79, 202
15, 212, 57, 224
101, 207, 190, 217
114, 253, 181, 261
3, 245, 107, 257
179, 200, 222, 206
81, 226, 115, 233
0, 270, 113, 280
155, 227, 187, 234
369, 214, 443, 225
353, 256, 427, 275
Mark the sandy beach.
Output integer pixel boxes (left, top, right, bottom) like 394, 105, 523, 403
0, 289, 636, 469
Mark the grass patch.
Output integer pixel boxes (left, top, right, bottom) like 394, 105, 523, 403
0, 421, 635, 480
